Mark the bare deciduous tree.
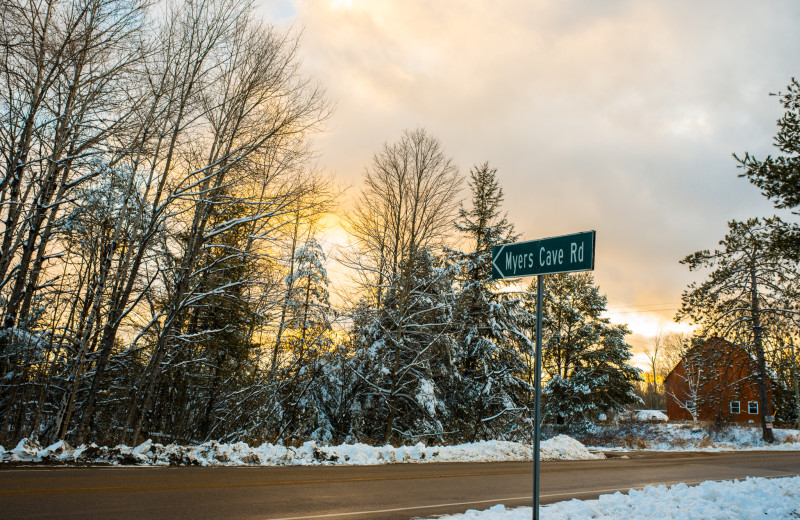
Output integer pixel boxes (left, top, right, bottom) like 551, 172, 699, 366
345, 128, 462, 443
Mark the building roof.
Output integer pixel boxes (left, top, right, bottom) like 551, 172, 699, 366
663, 336, 775, 385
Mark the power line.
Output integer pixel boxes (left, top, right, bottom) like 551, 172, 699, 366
609, 308, 680, 314
607, 301, 681, 309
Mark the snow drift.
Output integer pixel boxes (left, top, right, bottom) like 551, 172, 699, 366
0, 435, 602, 466
426, 476, 800, 519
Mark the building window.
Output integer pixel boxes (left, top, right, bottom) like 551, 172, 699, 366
748, 401, 758, 414
730, 401, 741, 414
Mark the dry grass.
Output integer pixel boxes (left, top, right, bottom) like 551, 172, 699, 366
618, 436, 647, 449
697, 436, 715, 448
576, 418, 800, 450
575, 419, 667, 449
781, 433, 800, 444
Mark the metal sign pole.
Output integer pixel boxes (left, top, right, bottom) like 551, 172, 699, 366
533, 274, 543, 520
489, 231, 595, 520
792, 340, 800, 430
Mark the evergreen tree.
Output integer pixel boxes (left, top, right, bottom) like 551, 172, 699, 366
448, 163, 534, 441
284, 238, 332, 362
350, 248, 455, 444
309, 343, 362, 443
279, 238, 333, 440
738, 78, 800, 215
534, 273, 640, 432
150, 199, 261, 443
736, 78, 800, 260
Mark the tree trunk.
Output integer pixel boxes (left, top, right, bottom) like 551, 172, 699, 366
750, 259, 773, 442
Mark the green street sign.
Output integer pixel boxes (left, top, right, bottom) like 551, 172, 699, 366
491, 230, 595, 279
492, 230, 596, 520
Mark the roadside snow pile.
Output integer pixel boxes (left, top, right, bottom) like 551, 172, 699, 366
425, 476, 800, 519
0, 435, 602, 466
584, 422, 800, 451
540, 435, 604, 460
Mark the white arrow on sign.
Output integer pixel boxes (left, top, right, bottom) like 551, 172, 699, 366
491, 244, 507, 279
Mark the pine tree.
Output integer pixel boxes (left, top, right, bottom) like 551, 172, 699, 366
737, 78, 800, 215
448, 163, 534, 441
736, 79, 800, 261
309, 343, 362, 443
154, 199, 261, 443
279, 237, 333, 440
534, 273, 640, 432
284, 239, 332, 361
350, 248, 455, 444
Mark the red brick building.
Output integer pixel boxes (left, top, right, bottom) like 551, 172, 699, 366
663, 337, 774, 423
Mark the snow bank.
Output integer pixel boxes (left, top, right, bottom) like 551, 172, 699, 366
586, 422, 800, 451
425, 476, 800, 519
541, 435, 604, 460
0, 435, 602, 466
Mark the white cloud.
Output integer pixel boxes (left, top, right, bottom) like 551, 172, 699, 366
257, 0, 800, 339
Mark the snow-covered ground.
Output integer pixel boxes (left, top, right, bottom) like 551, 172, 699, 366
5, 421, 799, 466
0, 434, 602, 466
583, 421, 800, 451
422, 476, 800, 519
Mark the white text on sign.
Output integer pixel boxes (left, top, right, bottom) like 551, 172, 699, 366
503, 241, 585, 275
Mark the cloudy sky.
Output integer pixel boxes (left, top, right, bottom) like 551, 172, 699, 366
258, 0, 799, 360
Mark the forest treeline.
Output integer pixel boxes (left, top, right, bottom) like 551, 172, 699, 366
0, 0, 643, 447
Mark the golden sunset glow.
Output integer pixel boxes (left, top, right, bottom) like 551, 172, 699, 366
607, 307, 677, 339
268, 0, 798, 367
329, 0, 352, 9
318, 213, 348, 252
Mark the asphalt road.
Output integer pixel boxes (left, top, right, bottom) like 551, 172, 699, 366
1, 451, 799, 519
